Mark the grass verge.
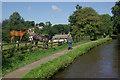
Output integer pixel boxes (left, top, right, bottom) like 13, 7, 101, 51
22, 38, 112, 79
3, 40, 90, 76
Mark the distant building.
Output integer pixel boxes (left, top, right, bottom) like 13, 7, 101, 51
36, 25, 43, 29
28, 32, 37, 41
52, 33, 70, 42
28, 27, 35, 33
28, 27, 35, 41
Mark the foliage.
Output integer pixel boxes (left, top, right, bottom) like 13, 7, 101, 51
69, 4, 103, 40
51, 24, 72, 36
8, 12, 25, 30
2, 12, 35, 42
100, 14, 113, 36
111, 1, 120, 34
44, 21, 52, 36
22, 38, 111, 78
34, 21, 52, 39
35, 22, 45, 33
2, 19, 8, 27
35, 23, 72, 39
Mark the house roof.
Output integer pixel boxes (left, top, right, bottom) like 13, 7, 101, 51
52, 34, 68, 39
29, 32, 36, 36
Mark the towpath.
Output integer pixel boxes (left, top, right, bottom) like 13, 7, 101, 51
3, 40, 97, 78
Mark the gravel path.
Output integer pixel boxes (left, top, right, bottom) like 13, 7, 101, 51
3, 41, 96, 78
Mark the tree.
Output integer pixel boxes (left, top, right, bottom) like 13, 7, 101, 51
24, 21, 35, 28
111, 1, 120, 34
39, 22, 45, 27
2, 12, 31, 42
100, 14, 113, 36
8, 12, 25, 30
9, 12, 22, 25
76, 4, 82, 10
51, 24, 72, 36
52, 24, 65, 34
69, 5, 102, 40
2, 19, 9, 27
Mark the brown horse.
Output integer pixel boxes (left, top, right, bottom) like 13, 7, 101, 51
10, 29, 29, 43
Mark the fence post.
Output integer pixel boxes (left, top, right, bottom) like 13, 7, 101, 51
43, 41, 44, 49
16, 41, 19, 51
45, 41, 47, 49
35, 41, 38, 48
57, 39, 58, 46
46, 41, 49, 49
51, 40, 53, 48
31, 41, 34, 49
35, 41, 38, 45
43, 41, 45, 49
63, 38, 65, 44
58, 38, 60, 46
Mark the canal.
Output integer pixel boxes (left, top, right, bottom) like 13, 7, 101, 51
53, 39, 120, 78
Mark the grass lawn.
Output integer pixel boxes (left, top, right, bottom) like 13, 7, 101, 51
2, 40, 90, 76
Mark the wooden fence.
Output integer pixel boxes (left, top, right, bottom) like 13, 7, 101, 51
1, 40, 61, 53
1, 35, 103, 54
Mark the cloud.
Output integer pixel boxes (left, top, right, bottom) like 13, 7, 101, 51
51, 5, 61, 13
28, 6, 32, 11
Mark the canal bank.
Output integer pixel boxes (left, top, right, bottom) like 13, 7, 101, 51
22, 38, 112, 79
53, 39, 119, 78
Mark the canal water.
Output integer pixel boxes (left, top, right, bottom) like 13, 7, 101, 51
53, 39, 120, 78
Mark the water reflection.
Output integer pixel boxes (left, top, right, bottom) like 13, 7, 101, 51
53, 40, 119, 78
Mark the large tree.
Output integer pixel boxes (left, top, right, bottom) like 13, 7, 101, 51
51, 24, 72, 36
100, 14, 113, 36
111, 1, 120, 34
8, 12, 25, 30
35, 21, 52, 36
69, 4, 102, 40
2, 19, 9, 27
2, 12, 34, 42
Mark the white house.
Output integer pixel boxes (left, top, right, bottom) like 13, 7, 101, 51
28, 27, 35, 33
28, 27, 35, 41
37, 25, 43, 29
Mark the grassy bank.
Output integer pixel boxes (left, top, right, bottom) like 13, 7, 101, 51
110, 35, 118, 39
3, 40, 90, 76
22, 38, 112, 79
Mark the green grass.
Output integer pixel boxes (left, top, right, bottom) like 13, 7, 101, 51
2, 41, 41, 50
22, 38, 112, 79
2, 40, 90, 76
110, 35, 118, 39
